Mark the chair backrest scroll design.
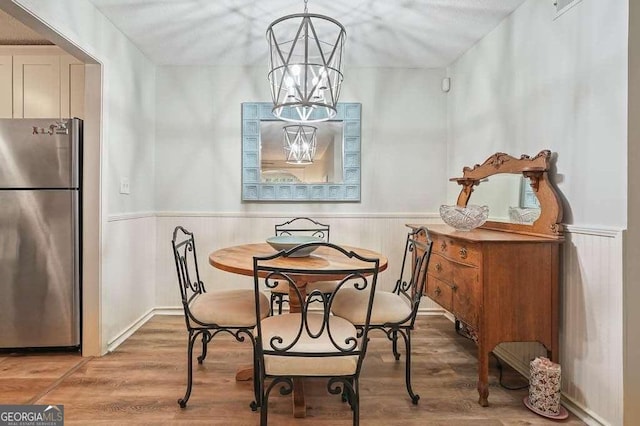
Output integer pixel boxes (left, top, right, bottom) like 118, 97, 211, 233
393, 227, 433, 326
253, 242, 380, 367
172, 226, 206, 327
274, 217, 330, 241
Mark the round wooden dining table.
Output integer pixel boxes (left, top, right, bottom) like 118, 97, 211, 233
209, 242, 388, 418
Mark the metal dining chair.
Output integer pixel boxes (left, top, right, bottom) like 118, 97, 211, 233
171, 226, 270, 408
331, 226, 433, 404
269, 217, 335, 314
251, 241, 381, 425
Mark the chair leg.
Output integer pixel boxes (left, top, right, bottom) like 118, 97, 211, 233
260, 379, 278, 426
178, 331, 199, 408
270, 293, 276, 315
400, 329, 420, 404
260, 393, 268, 426
392, 330, 401, 361
270, 293, 285, 315
352, 378, 360, 426
341, 378, 352, 405
250, 341, 261, 411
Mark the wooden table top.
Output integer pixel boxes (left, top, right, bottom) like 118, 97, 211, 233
209, 243, 388, 283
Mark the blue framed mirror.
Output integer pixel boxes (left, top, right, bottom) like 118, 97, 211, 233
242, 102, 361, 201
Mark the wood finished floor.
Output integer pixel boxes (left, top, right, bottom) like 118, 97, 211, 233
0, 316, 585, 425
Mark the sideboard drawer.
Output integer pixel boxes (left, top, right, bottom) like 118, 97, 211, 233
426, 275, 453, 312
427, 253, 453, 282
449, 239, 481, 266
430, 233, 481, 266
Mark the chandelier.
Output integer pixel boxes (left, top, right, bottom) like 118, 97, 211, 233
266, 0, 346, 123
283, 125, 317, 164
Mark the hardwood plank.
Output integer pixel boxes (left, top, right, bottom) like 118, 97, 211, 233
2, 316, 585, 425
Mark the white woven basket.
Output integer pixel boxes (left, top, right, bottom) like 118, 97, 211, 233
528, 357, 562, 416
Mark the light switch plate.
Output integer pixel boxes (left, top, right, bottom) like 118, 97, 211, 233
120, 177, 130, 194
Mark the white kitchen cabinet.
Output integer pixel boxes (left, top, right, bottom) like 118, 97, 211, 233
0, 46, 84, 119
61, 55, 84, 119
12, 54, 61, 118
0, 55, 12, 118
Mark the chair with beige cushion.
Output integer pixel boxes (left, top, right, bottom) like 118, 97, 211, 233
172, 226, 270, 408
331, 227, 433, 404
270, 217, 336, 314
251, 241, 381, 426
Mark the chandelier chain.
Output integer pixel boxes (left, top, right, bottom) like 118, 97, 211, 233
304, 0, 308, 14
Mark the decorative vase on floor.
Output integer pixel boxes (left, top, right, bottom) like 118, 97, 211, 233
523, 357, 569, 419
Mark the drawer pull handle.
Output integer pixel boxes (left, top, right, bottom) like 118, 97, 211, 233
435, 286, 442, 296
440, 241, 447, 251
459, 247, 468, 259
435, 263, 442, 272
452, 284, 458, 292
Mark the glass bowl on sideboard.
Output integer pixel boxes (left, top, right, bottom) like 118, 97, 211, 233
439, 204, 489, 231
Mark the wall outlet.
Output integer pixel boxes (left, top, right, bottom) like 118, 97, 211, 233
120, 177, 130, 194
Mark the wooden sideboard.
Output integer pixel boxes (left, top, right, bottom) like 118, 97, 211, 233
408, 224, 561, 406
412, 150, 565, 406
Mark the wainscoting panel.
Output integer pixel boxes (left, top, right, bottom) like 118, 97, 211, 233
155, 213, 442, 310
103, 214, 157, 349
493, 226, 623, 426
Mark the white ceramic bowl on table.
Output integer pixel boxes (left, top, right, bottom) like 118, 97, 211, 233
265, 235, 323, 257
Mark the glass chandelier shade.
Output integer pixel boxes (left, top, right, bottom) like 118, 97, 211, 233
266, 6, 346, 123
282, 125, 317, 164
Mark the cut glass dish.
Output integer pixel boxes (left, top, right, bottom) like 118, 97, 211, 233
439, 204, 489, 231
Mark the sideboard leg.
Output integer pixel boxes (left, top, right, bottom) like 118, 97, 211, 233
477, 347, 489, 407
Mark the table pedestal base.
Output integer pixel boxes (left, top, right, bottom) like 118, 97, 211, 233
293, 378, 306, 418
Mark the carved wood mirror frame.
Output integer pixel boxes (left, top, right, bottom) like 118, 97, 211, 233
450, 150, 563, 238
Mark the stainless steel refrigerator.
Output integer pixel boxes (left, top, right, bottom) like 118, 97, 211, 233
0, 118, 81, 349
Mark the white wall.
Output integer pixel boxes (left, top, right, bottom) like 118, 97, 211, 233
447, 0, 627, 228
9, 0, 158, 353
155, 66, 448, 214
447, 1, 628, 424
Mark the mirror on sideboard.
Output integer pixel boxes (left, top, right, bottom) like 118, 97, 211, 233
241, 102, 361, 202
468, 174, 541, 224
450, 150, 562, 237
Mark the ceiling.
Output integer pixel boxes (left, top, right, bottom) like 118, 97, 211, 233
87, 0, 527, 68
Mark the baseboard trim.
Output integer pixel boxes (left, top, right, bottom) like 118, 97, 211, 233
492, 347, 606, 426
417, 307, 447, 316
153, 306, 184, 316
106, 308, 155, 352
